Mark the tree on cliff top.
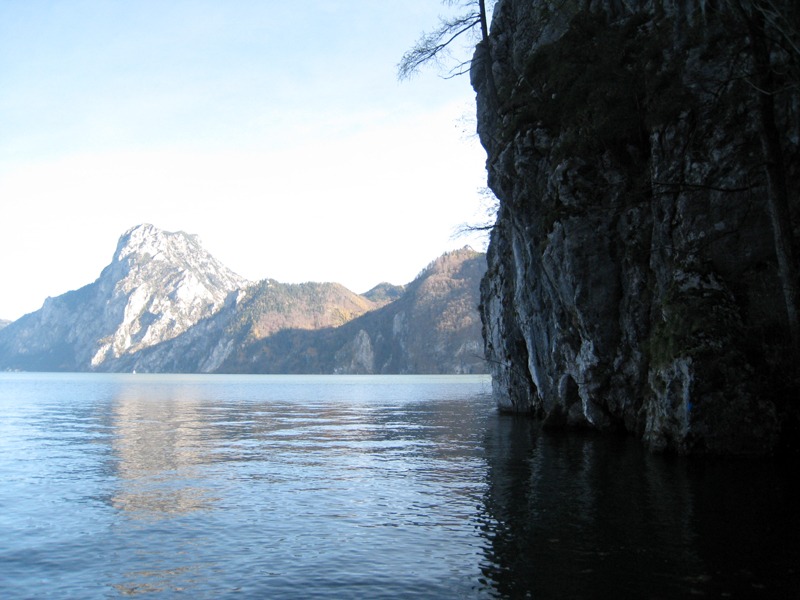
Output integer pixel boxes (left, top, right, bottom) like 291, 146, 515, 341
398, 0, 491, 80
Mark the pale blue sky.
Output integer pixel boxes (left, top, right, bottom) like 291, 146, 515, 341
0, 1, 491, 320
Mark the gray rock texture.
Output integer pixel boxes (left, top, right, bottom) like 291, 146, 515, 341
473, 0, 800, 453
0, 224, 248, 371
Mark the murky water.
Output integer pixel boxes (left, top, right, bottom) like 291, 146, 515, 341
0, 373, 797, 598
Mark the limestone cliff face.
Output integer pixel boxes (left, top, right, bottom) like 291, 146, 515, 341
0, 224, 248, 371
473, 0, 800, 453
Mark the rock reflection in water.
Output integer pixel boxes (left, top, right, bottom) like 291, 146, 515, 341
478, 415, 800, 598
108, 382, 220, 596
110, 384, 216, 520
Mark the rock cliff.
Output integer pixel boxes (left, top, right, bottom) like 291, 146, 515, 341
472, 0, 800, 453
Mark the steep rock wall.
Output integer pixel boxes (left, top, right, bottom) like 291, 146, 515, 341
473, 0, 800, 453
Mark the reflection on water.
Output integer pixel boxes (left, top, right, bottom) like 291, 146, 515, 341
1, 374, 798, 599
478, 415, 800, 598
98, 375, 494, 597
111, 387, 216, 520
108, 383, 222, 595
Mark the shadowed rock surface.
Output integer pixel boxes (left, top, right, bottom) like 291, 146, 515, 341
472, 0, 800, 454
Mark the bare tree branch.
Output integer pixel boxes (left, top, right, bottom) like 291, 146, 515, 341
398, 12, 482, 80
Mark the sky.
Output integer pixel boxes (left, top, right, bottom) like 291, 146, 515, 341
0, 1, 493, 321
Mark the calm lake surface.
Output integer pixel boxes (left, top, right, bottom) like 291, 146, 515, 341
0, 373, 797, 599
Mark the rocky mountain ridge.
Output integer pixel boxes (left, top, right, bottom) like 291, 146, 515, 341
0, 224, 486, 374
208, 247, 486, 374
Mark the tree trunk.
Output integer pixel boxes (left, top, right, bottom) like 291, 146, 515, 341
478, 0, 489, 42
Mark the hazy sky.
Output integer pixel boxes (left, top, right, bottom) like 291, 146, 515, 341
0, 1, 492, 320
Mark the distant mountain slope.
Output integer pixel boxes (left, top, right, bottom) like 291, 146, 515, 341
361, 282, 405, 305
0, 224, 248, 371
234, 280, 377, 339
0, 225, 487, 374
0, 320, 9, 331
215, 247, 487, 374
105, 279, 380, 373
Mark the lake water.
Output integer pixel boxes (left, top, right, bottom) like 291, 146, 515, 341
0, 373, 797, 599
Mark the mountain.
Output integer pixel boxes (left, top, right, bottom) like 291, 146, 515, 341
0, 225, 486, 374
361, 282, 405, 305
104, 279, 381, 373
213, 247, 486, 374
0, 320, 9, 331
0, 224, 247, 371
